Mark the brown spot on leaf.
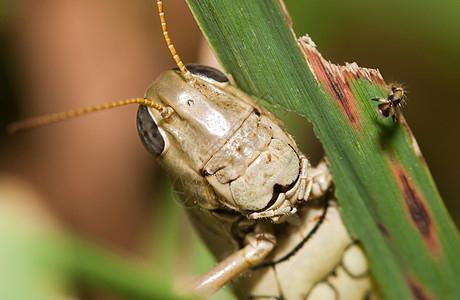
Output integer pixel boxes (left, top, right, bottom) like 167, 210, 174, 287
377, 222, 390, 238
407, 275, 435, 300
298, 36, 385, 131
389, 159, 440, 256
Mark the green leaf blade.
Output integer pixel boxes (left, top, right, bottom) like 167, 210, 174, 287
187, 0, 460, 299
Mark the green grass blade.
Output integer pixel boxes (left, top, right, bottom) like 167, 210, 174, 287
185, 0, 460, 299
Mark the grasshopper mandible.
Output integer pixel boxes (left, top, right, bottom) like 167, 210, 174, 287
9, 1, 376, 299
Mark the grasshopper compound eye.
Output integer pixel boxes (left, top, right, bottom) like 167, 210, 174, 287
136, 105, 168, 157
176, 64, 229, 83
173, 64, 230, 90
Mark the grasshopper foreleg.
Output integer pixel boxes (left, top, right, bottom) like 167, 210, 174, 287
308, 159, 333, 199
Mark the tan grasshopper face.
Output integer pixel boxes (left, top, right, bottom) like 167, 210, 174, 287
138, 65, 254, 171
137, 64, 310, 219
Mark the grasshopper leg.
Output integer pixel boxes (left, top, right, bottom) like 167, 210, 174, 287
286, 157, 332, 202
185, 225, 276, 296
309, 159, 333, 199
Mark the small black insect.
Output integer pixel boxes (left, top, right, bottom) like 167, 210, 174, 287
372, 85, 405, 123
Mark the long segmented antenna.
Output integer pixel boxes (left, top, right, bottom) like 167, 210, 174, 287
8, 2, 185, 134
7, 98, 167, 135
157, 0, 193, 81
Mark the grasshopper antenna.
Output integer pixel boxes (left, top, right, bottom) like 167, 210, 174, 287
157, 0, 193, 82
7, 98, 167, 135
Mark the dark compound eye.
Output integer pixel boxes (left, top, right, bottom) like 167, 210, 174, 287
174, 64, 228, 83
136, 105, 165, 157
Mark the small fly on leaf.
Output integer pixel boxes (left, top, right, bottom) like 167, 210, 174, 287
372, 85, 406, 123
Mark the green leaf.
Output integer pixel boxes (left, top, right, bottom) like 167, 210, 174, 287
186, 0, 460, 299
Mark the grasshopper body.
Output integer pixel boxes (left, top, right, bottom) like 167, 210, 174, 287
137, 65, 375, 299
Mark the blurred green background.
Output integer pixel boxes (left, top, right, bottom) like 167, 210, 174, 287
0, 0, 458, 299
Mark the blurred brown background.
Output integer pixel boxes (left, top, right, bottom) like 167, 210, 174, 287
1, 0, 201, 251
0, 0, 458, 298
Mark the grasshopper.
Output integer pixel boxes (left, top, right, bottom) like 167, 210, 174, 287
9, 1, 376, 299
